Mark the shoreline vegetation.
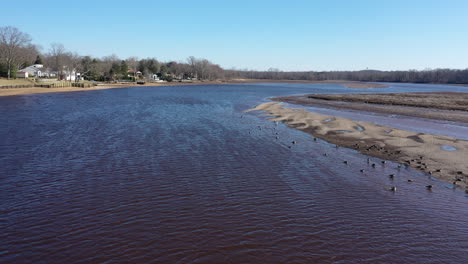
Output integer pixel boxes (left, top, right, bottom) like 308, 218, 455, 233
249, 97, 468, 190
1, 25, 468, 97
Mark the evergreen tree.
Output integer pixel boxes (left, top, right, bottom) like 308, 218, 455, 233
34, 55, 43, 64
120, 60, 129, 78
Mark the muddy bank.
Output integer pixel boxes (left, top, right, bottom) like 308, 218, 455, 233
307, 92, 468, 111
275, 93, 468, 124
249, 102, 468, 189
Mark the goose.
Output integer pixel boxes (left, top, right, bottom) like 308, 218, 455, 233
389, 186, 397, 192
426, 185, 433, 189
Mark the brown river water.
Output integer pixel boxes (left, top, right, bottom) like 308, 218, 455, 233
1, 83, 467, 263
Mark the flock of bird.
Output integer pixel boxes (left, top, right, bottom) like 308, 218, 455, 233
244, 115, 468, 195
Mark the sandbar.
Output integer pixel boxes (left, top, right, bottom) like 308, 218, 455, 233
249, 101, 468, 189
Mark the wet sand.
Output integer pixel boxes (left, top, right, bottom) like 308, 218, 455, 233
0, 81, 229, 97
276, 93, 468, 124
343, 83, 388, 88
249, 102, 468, 189
307, 92, 468, 111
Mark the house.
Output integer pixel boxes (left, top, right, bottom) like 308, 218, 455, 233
63, 69, 78, 81
19, 64, 44, 77
127, 69, 143, 78
17, 71, 29, 78
19, 64, 57, 78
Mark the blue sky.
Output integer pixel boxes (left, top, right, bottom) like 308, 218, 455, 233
3, 0, 468, 71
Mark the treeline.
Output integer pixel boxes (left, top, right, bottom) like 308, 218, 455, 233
225, 69, 468, 84
1, 26, 468, 84
0, 26, 224, 81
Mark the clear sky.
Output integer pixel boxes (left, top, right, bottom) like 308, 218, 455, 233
3, 0, 468, 71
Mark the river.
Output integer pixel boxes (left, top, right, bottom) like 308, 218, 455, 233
1, 83, 467, 263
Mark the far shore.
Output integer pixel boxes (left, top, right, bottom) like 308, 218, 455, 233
2, 79, 467, 97
249, 100, 468, 190
0, 79, 379, 97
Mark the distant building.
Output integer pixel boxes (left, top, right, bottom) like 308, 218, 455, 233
17, 71, 29, 78
63, 69, 78, 81
19, 64, 43, 77
19, 64, 57, 78
127, 69, 143, 78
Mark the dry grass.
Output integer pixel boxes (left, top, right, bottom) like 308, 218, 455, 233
0, 78, 34, 86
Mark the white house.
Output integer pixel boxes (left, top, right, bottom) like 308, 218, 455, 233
19, 64, 43, 77
63, 70, 82, 81
19, 64, 58, 78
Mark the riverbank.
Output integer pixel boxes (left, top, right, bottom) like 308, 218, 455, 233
0, 81, 227, 97
249, 101, 468, 189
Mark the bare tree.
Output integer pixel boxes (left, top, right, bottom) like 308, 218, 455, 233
48, 43, 68, 79
126, 57, 139, 80
0, 26, 32, 79
15, 44, 39, 70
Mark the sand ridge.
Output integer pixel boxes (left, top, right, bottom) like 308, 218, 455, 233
249, 102, 468, 189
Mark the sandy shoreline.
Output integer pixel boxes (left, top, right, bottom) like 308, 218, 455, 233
275, 94, 468, 124
249, 102, 468, 189
0, 81, 229, 97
